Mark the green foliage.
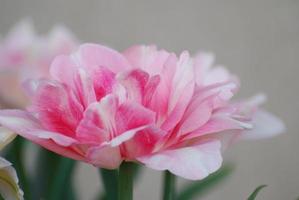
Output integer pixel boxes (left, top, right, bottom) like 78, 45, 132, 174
247, 185, 267, 200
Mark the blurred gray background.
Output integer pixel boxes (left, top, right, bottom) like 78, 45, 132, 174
0, 0, 298, 199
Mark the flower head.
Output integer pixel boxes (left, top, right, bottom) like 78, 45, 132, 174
0, 128, 23, 200
0, 43, 284, 180
0, 19, 78, 107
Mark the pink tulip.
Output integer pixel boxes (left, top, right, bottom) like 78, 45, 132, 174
0, 44, 285, 180
0, 19, 78, 107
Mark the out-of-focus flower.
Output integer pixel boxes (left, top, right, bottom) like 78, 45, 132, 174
0, 44, 285, 180
0, 19, 78, 107
0, 157, 24, 200
0, 127, 23, 199
0, 127, 15, 150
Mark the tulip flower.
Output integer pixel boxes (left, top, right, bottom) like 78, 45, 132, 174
0, 128, 23, 200
0, 19, 78, 107
0, 43, 284, 199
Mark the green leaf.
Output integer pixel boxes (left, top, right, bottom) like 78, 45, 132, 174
176, 164, 234, 200
247, 185, 267, 200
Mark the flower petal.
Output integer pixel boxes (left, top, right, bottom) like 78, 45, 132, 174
50, 55, 78, 85
123, 45, 170, 75
86, 144, 122, 169
138, 140, 222, 180
30, 80, 83, 136
76, 43, 131, 73
161, 52, 195, 131
242, 109, 285, 139
123, 126, 166, 159
0, 127, 16, 151
0, 110, 84, 161
116, 100, 156, 133
0, 157, 24, 200
117, 69, 149, 103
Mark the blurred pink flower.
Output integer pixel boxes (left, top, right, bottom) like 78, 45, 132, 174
0, 19, 78, 107
0, 44, 285, 180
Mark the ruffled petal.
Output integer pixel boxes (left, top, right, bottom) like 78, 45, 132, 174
138, 140, 222, 180
30, 80, 83, 136
86, 144, 122, 169
161, 52, 195, 131
123, 126, 166, 159
0, 110, 84, 161
0, 127, 16, 151
123, 45, 170, 75
242, 109, 285, 139
76, 43, 131, 73
0, 157, 24, 200
116, 100, 156, 133
117, 69, 149, 103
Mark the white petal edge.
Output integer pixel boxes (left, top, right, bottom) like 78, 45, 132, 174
0, 157, 24, 200
242, 109, 285, 140
138, 140, 222, 180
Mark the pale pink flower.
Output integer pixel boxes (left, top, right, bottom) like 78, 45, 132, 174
0, 128, 23, 200
0, 44, 285, 180
0, 19, 78, 107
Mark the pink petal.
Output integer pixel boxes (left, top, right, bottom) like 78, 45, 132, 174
76, 95, 118, 144
50, 55, 97, 107
92, 67, 116, 101
47, 25, 78, 55
204, 66, 232, 86
116, 101, 156, 133
138, 140, 222, 180
76, 102, 111, 144
143, 75, 160, 106
194, 53, 234, 86
117, 69, 149, 103
161, 52, 195, 131
50, 55, 78, 85
0, 110, 84, 161
123, 126, 166, 159
0, 110, 76, 145
149, 54, 176, 122
161, 81, 194, 131
73, 68, 97, 108
86, 144, 122, 169
30, 80, 83, 136
168, 51, 195, 112
76, 43, 131, 73
184, 115, 247, 141
78, 95, 118, 138
4, 19, 35, 51
108, 126, 149, 147
242, 109, 285, 140
194, 52, 214, 86
178, 96, 213, 135
85, 125, 156, 168
123, 45, 170, 75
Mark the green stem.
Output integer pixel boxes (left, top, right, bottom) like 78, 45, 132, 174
163, 170, 176, 200
118, 162, 134, 200
99, 168, 118, 200
48, 158, 76, 200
